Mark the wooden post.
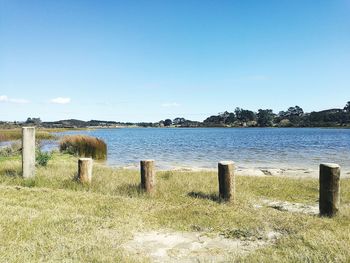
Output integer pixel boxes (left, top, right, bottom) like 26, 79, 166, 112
218, 161, 235, 202
22, 127, 36, 178
319, 163, 340, 217
78, 158, 93, 184
140, 160, 155, 193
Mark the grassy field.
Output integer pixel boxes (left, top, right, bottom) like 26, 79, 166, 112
0, 128, 93, 142
0, 153, 349, 262
0, 128, 57, 142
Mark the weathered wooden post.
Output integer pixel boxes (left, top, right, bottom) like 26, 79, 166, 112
140, 160, 155, 193
218, 161, 235, 202
22, 127, 36, 178
78, 158, 93, 184
319, 163, 340, 217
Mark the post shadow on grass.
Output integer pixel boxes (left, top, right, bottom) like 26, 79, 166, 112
114, 183, 145, 197
1, 168, 20, 177
188, 161, 235, 203
187, 191, 221, 203
71, 172, 85, 184
61, 174, 91, 191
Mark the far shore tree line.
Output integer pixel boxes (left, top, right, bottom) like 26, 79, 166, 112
157, 101, 350, 128
1, 101, 350, 129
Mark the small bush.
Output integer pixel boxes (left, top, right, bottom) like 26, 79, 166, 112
59, 135, 107, 160
36, 150, 52, 167
0, 142, 22, 157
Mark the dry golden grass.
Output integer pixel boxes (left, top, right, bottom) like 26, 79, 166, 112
0, 129, 55, 142
0, 153, 349, 262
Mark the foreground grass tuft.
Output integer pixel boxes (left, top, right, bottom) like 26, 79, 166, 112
0, 153, 349, 262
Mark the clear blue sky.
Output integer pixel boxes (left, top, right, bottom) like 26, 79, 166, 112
1, 0, 349, 122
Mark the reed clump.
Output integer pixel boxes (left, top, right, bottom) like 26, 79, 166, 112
59, 135, 107, 160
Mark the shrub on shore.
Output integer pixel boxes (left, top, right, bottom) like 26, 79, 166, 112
59, 135, 107, 160
0, 142, 52, 167
0, 142, 22, 157
36, 149, 52, 167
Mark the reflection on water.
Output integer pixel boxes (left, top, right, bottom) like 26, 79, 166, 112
42, 128, 350, 170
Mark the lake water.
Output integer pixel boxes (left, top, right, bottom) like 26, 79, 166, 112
49, 128, 350, 170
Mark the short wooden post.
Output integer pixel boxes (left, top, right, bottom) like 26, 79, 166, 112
140, 160, 155, 193
319, 163, 340, 217
78, 158, 93, 184
22, 127, 36, 178
218, 161, 235, 202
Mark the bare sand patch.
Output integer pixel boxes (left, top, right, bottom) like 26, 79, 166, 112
117, 163, 350, 179
261, 199, 319, 215
123, 230, 281, 262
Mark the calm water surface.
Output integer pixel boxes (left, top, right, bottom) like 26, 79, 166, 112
50, 128, 350, 170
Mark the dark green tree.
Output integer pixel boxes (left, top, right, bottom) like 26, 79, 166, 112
173, 117, 186, 125
164, 119, 172, 126
224, 112, 236, 124
287, 106, 303, 117
234, 107, 256, 122
257, 109, 274, 127
203, 111, 234, 126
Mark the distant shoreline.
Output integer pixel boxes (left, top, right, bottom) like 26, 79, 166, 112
1, 126, 350, 133
1, 102, 350, 129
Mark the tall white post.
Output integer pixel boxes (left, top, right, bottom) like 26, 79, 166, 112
22, 127, 36, 178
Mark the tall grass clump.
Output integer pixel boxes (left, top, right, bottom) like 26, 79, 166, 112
59, 135, 107, 160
